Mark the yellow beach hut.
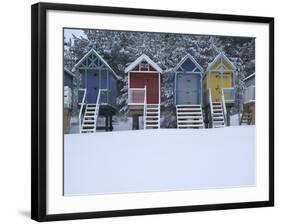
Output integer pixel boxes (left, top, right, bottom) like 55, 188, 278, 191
203, 52, 236, 128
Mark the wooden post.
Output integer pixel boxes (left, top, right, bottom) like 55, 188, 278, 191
132, 115, 139, 130
204, 107, 210, 128
226, 106, 231, 126
105, 115, 109, 132
109, 114, 113, 131
250, 104, 255, 125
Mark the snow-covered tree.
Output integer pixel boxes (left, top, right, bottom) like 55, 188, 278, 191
64, 29, 255, 126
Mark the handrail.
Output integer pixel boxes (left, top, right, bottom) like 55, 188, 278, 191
143, 86, 147, 129
243, 85, 255, 104
78, 88, 87, 133
98, 89, 111, 105
93, 89, 103, 132
208, 88, 214, 128
128, 87, 146, 104
221, 89, 227, 127
158, 103, 161, 129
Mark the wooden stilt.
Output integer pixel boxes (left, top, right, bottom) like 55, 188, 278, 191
132, 115, 139, 130
109, 115, 113, 131
226, 107, 231, 126
250, 105, 255, 125
105, 115, 109, 132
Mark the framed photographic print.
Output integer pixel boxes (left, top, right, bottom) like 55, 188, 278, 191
31, 2, 274, 222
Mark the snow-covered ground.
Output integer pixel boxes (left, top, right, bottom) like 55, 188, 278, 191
69, 116, 144, 133
231, 114, 240, 126
64, 126, 255, 195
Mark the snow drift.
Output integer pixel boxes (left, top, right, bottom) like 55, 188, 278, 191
64, 126, 255, 195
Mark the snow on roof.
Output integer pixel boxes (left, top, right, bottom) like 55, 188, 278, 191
124, 54, 163, 74
173, 53, 203, 73
64, 67, 75, 77
243, 73, 255, 82
72, 48, 120, 80
207, 52, 236, 71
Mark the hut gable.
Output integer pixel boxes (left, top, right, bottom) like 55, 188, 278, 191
125, 54, 163, 74
72, 48, 120, 80
174, 54, 203, 73
207, 52, 236, 71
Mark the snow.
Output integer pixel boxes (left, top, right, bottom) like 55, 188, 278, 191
64, 126, 255, 195
231, 114, 240, 126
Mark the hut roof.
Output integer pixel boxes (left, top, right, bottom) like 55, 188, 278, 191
243, 73, 255, 82
125, 54, 163, 74
173, 53, 203, 73
64, 67, 75, 77
72, 48, 120, 80
207, 52, 236, 71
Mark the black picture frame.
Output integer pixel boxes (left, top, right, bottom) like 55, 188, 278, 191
31, 2, 274, 222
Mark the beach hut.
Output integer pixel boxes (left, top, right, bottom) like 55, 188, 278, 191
203, 52, 236, 128
63, 68, 75, 133
72, 49, 119, 133
174, 54, 204, 128
125, 54, 163, 129
240, 73, 255, 125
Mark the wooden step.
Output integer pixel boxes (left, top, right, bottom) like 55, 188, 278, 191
82, 124, 96, 127
176, 104, 201, 107
84, 115, 95, 118
213, 105, 222, 109
177, 116, 202, 119
213, 108, 223, 112
146, 111, 159, 113
83, 121, 95, 124
177, 108, 201, 112
146, 116, 159, 118
178, 124, 204, 128
146, 124, 159, 127
213, 113, 223, 116
213, 116, 224, 120
178, 120, 203, 124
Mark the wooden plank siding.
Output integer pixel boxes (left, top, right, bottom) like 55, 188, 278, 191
174, 55, 203, 105
203, 53, 235, 102
130, 72, 159, 104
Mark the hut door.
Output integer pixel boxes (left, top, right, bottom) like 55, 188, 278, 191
86, 71, 99, 103
177, 74, 198, 104
213, 73, 222, 102
146, 75, 158, 104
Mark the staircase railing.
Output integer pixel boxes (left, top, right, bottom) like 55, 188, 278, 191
221, 89, 227, 127
222, 87, 235, 104
93, 89, 105, 132
208, 88, 214, 128
99, 89, 112, 105
78, 88, 87, 133
243, 85, 255, 104
157, 103, 161, 129
128, 88, 146, 104
143, 85, 147, 130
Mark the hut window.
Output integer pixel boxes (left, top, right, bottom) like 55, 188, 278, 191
140, 62, 149, 71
